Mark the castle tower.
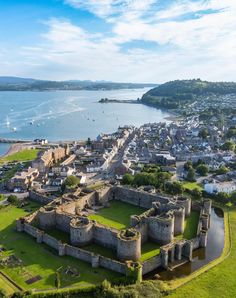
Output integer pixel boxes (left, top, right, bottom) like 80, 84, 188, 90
148, 213, 174, 244
117, 229, 141, 261
203, 199, 212, 215
176, 196, 191, 217
70, 217, 94, 246
38, 206, 56, 230
173, 207, 185, 236
199, 230, 208, 247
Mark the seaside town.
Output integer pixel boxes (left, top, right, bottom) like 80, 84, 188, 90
0, 87, 236, 296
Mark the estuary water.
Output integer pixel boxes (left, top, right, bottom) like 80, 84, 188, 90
0, 89, 169, 144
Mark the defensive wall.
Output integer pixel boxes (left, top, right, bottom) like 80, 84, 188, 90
17, 185, 212, 277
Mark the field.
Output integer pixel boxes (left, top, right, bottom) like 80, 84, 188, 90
141, 242, 161, 262
166, 207, 236, 298
0, 149, 39, 164
88, 200, 146, 230
0, 204, 122, 294
181, 182, 203, 191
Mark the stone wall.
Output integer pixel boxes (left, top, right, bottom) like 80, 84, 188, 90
43, 233, 59, 250
99, 256, 127, 275
55, 211, 74, 233
66, 244, 92, 263
93, 224, 118, 249
112, 186, 170, 209
142, 255, 162, 275
29, 190, 52, 205
191, 237, 200, 250
24, 223, 38, 238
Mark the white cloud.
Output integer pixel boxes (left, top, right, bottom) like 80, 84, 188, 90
1, 1, 236, 82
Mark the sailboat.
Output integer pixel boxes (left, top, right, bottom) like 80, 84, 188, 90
6, 116, 10, 127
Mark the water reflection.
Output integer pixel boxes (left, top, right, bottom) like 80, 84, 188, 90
145, 207, 224, 280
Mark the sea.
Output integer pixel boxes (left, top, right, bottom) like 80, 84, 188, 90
0, 88, 170, 156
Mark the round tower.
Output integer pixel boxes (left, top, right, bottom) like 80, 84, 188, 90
117, 229, 141, 262
38, 206, 56, 230
70, 217, 94, 246
148, 213, 174, 244
177, 196, 191, 217
173, 207, 185, 236
199, 230, 208, 247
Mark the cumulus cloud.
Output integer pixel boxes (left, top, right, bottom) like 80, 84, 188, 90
1, 0, 236, 82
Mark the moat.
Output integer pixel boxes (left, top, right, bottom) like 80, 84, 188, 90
145, 207, 224, 280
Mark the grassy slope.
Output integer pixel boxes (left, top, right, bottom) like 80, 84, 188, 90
167, 208, 236, 298
88, 201, 145, 230
0, 149, 39, 164
0, 205, 121, 292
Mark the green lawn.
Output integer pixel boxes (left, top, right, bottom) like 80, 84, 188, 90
0, 205, 122, 292
175, 211, 200, 240
140, 242, 161, 262
88, 200, 146, 230
0, 149, 39, 164
167, 208, 236, 298
182, 182, 203, 191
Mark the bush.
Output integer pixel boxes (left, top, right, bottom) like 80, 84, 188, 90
196, 164, 209, 176
7, 195, 18, 205
63, 175, 80, 188
186, 167, 196, 182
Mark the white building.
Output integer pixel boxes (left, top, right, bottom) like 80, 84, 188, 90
204, 181, 236, 194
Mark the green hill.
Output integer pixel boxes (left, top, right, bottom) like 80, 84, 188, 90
141, 79, 236, 109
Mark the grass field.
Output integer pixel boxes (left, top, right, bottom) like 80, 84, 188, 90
166, 207, 236, 298
0, 204, 122, 294
141, 242, 161, 262
182, 182, 203, 191
0, 149, 39, 164
175, 211, 200, 240
88, 200, 146, 230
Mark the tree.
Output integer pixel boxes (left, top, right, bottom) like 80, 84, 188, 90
87, 137, 91, 146
165, 181, 183, 195
196, 164, 209, 176
155, 172, 172, 189
7, 195, 18, 205
191, 188, 202, 200
215, 192, 230, 204
64, 175, 80, 188
186, 167, 196, 182
184, 160, 193, 171
216, 165, 229, 175
122, 173, 134, 185
132, 173, 156, 187
221, 141, 235, 151
198, 128, 208, 139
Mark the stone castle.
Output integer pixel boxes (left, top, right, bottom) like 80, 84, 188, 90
17, 185, 212, 278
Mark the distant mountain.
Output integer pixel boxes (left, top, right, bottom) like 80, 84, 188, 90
0, 76, 38, 84
0, 76, 157, 91
141, 79, 236, 109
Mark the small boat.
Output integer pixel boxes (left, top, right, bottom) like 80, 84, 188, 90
6, 117, 10, 127
12, 127, 17, 132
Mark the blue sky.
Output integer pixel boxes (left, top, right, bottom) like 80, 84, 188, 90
0, 0, 235, 82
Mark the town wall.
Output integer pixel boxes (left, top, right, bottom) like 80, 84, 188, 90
112, 186, 171, 209
42, 233, 59, 250
55, 211, 74, 233
93, 224, 118, 249
99, 256, 127, 275
29, 190, 53, 205
142, 255, 162, 275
